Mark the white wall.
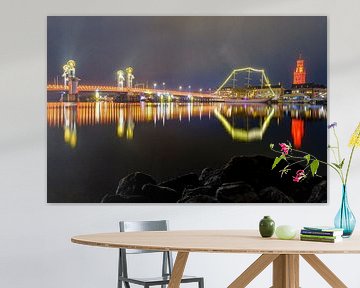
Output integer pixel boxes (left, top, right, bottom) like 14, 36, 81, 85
1, 0, 360, 287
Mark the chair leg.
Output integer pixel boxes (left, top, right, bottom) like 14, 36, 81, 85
198, 278, 204, 288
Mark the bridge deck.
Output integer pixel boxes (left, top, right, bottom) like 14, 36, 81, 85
47, 85, 218, 98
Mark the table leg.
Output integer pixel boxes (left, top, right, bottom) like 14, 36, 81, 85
228, 253, 348, 288
228, 254, 279, 288
272, 254, 299, 288
168, 252, 189, 288
301, 254, 347, 288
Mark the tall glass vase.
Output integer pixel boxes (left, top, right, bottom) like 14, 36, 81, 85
334, 185, 356, 237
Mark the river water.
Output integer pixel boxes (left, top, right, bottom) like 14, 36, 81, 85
47, 101, 327, 202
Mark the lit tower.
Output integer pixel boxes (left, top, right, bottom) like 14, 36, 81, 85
62, 64, 70, 87
63, 59, 80, 100
117, 70, 125, 88
125, 67, 135, 88
293, 54, 306, 85
67, 60, 76, 77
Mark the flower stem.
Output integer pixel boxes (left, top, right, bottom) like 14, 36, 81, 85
333, 127, 342, 165
287, 159, 307, 168
345, 145, 356, 186
345, 129, 360, 185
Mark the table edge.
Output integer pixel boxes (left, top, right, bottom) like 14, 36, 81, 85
71, 236, 360, 255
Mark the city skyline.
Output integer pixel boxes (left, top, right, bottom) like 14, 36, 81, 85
47, 16, 327, 89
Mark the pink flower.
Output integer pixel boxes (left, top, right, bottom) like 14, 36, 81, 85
279, 143, 290, 155
293, 169, 306, 183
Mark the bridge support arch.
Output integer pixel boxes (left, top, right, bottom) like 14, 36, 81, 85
215, 67, 275, 98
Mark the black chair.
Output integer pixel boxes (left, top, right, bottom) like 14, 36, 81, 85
118, 220, 204, 288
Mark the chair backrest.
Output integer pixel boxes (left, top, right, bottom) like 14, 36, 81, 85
120, 220, 168, 232
118, 220, 173, 283
119, 220, 169, 254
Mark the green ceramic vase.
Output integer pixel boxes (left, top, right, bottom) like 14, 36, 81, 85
259, 216, 275, 238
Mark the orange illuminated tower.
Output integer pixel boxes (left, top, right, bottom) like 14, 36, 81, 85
293, 54, 306, 85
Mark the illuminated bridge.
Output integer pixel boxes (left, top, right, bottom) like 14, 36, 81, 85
47, 84, 220, 99
48, 61, 276, 101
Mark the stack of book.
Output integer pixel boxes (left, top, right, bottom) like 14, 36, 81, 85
300, 226, 344, 243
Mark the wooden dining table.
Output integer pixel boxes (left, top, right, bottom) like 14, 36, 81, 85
71, 230, 360, 288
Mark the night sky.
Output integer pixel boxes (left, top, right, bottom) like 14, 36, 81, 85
47, 16, 327, 89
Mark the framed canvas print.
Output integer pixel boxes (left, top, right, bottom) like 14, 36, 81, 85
47, 16, 327, 203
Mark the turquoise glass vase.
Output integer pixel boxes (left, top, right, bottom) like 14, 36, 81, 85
334, 185, 356, 237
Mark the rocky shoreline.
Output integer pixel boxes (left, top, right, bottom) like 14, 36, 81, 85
101, 155, 327, 203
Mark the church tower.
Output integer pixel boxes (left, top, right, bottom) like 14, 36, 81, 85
293, 54, 306, 85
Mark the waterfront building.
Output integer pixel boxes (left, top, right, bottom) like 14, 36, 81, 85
291, 82, 327, 98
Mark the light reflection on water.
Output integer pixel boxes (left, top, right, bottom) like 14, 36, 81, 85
47, 102, 326, 148
47, 101, 327, 202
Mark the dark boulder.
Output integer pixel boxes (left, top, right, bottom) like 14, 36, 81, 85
222, 156, 260, 180
159, 173, 199, 192
103, 155, 327, 203
216, 181, 259, 203
101, 194, 149, 203
182, 186, 216, 198
178, 195, 219, 203
307, 180, 327, 203
278, 177, 325, 203
258, 186, 294, 203
179, 186, 216, 203
220, 155, 320, 194
199, 167, 223, 187
199, 167, 214, 182
142, 184, 181, 203
116, 172, 156, 196
223, 155, 266, 178
223, 155, 302, 189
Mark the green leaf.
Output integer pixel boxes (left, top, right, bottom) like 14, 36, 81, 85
310, 159, 320, 176
272, 154, 285, 170
332, 159, 345, 169
304, 154, 311, 164
269, 143, 274, 149
332, 162, 340, 169
339, 159, 345, 169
